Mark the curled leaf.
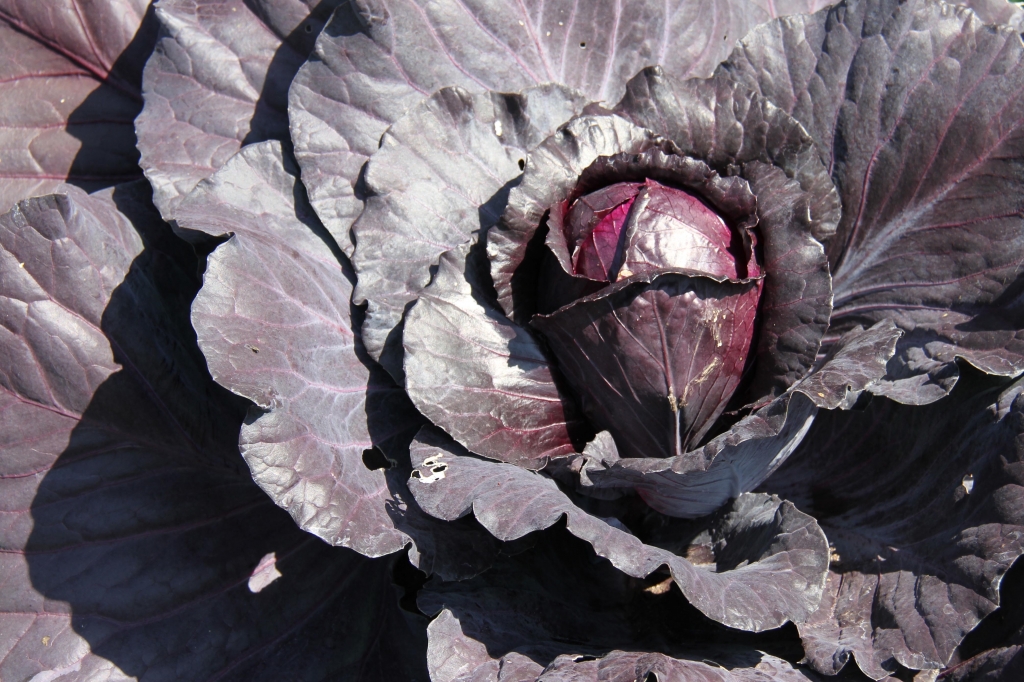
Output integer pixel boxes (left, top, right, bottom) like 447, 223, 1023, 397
408, 427, 829, 632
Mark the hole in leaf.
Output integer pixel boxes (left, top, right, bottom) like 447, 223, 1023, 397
431, 464, 447, 473
304, 23, 312, 32
411, 470, 421, 478
642, 673, 658, 682
362, 447, 392, 471
579, 41, 586, 48
573, 655, 597, 662
518, 158, 526, 171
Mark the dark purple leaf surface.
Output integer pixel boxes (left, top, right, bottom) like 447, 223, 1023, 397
532, 271, 760, 459
4, 0, 1024, 677
0, 0, 156, 213
408, 428, 829, 632
0, 183, 427, 681
578, 321, 901, 517
175, 140, 420, 557
136, 0, 340, 218
614, 69, 840, 401
718, 0, 1024, 396
287, 0, 836, 263
404, 241, 588, 467
352, 83, 586, 376
419, 529, 821, 682
760, 371, 1024, 679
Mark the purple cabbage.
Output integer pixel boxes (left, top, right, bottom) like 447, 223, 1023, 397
2, 0, 1024, 681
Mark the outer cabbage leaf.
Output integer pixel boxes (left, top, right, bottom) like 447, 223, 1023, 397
177, 141, 408, 555
177, 140, 500, 578
404, 241, 589, 468
0, 0, 157, 213
136, 0, 341, 218
407, 427, 829, 633
419, 531, 820, 682
0, 183, 426, 681
717, 0, 1024, 400
352, 83, 587, 376
287, 0, 836, 262
760, 371, 1024, 679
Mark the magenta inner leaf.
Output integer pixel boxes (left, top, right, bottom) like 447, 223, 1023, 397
565, 178, 752, 282
619, 179, 755, 279
567, 181, 643, 280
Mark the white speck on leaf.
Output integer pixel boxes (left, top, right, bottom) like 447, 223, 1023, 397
494, 119, 503, 137
248, 551, 282, 593
962, 473, 974, 495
